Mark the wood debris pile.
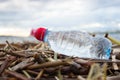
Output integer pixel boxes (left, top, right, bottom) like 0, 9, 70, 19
0, 38, 120, 80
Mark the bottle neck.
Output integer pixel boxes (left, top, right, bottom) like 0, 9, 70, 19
43, 29, 49, 42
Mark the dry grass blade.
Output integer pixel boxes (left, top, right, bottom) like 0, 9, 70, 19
102, 63, 107, 80
35, 69, 44, 80
22, 70, 31, 78
77, 75, 86, 80
57, 68, 63, 80
87, 63, 102, 80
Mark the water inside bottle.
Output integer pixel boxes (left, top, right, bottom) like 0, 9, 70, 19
49, 31, 93, 58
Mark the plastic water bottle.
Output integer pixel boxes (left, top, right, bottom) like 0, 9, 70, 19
31, 27, 112, 59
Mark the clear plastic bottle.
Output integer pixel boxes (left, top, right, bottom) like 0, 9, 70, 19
31, 27, 112, 59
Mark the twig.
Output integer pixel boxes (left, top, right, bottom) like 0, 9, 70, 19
11, 58, 34, 71
6, 41, 16, 50
0, 56, 16, 75
89, 59, 120, 63
0, 52, 6, 57
27, 59, 70, 69
5, 50, 28, 57
26, 70, 39, 75
5, 70, 30, 80
107, 75, 120, 80
0, 58, 9, 75
0, 57, 6, 61
33, 42, 42, 49
10, 58, 22, 67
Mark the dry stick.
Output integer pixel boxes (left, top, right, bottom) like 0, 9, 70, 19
74, 59, 93, 66
74, 58, 120, 67
4, 49, 52, 55
69, 60, 81, 69
0, 57, 6, 61
5, 50, 27, 57
11, 58, 34, 71
26, 70, 39, 76
0, 61, 4, 66
6, 40, 16, 50
35, 69, 44, 80
0, 58, 10, 75
13, 49, 53, 55
0, 56, 16, 75
0, 52, 6, 57
107, 75, 120, 80
44, 66, 65, 74
88, 59, 120, 63
15, 49, 43, 53
8, 49, 42, 57
14, 50, 34, 57
27, 59, 69, 69
5, 50, 33, 58
112, 45, 120, 48
5, 70, 30, 80
12, 61, 34, 71
10, 58, 22, 67
41, 51, 55, 62
77, 75, 86, 80
6, 40, 22, 51
111, 55, 119, 70
33, 42, 42, 49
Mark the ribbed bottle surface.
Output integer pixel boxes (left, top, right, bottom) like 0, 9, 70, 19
44, 31, 112, 59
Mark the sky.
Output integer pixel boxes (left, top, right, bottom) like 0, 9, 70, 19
0, 0, 120, 36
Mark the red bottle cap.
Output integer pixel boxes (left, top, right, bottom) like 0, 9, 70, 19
31, 27, 47, 41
